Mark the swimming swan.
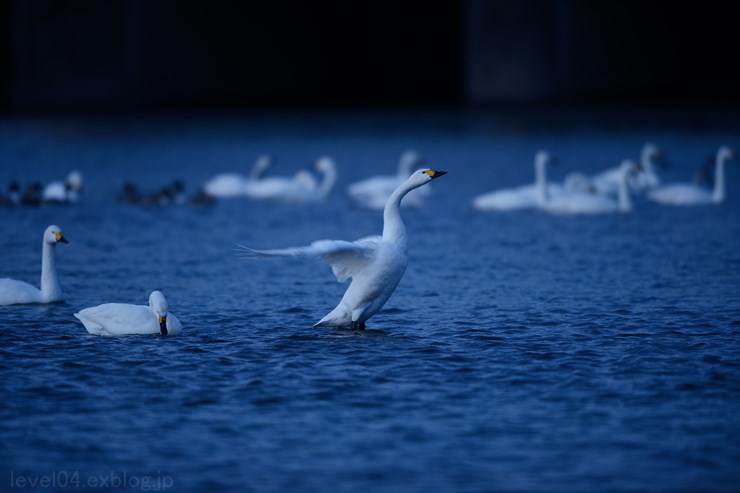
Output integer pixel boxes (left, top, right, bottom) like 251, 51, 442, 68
472, 150, 562, 211
245, 156, 337, 203
347, 150, 429, 209
74, 290, 183, 336
43, 171, 84, 203
543, 160, 640, 215
239, 169, 447, 329
588, 143, 661, 195
647, 146, 735, 206
204, 154, 273, 198
0, 225, 69, 305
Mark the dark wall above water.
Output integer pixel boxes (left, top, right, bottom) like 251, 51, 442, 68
1, 1, 739, 112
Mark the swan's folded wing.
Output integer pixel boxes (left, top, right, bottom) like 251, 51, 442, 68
238, 236, 381, 282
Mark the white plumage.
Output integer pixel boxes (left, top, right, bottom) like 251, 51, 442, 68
75, 290, 183, 336
239, 168, 446, 329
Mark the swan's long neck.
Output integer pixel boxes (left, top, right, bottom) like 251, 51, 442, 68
713, 154, 726, 203
618, 167, 632, 213
40, 241, 61, 302
319, 164, 337, 197
250, 159, 269, 181
382, 184, 411, 248
534, 159, 547, 202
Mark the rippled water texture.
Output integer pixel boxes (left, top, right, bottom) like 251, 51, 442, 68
1, 113, 739, 492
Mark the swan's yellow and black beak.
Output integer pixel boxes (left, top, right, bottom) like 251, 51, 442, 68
425, 170, 447, 179
55, 232, 69, 244
159, 315, 168, 336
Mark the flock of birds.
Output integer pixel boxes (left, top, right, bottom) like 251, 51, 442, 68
0, 143, 735, 335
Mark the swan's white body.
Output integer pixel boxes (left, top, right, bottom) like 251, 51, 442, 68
0, 225, 68, 305
472, 151, 562, 211
204, 155, 272, 198
43, 171, 83, 203
647, 146, 735, 206
348, 150, 429, 209
543, 160, 639, 215
240, 168, 446, 329
75, 290, 183, 336
245, 157, 337, 203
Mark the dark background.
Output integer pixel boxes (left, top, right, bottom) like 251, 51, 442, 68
1, 0, 739, 112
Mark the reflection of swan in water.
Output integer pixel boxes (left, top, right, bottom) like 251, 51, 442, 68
348, 150, 429, 209
245, 156, 337, 203
647, 146, 735, 206
543, 160, 640, 215
0, 225, 69, 305
472, 150, 562, 211
203, 154, 273, 198
75, 290, 183, 336
43, 171, 84, 203
239, 169, 447, 330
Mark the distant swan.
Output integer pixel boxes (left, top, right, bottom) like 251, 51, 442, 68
75, 290, 183, 336
587, 143, 662, 195
204, 154, 273, 198
647, 146, 735, 206
472, 150, 562, 211
0, 225, 69, 305
239, 169, 447, 330
543, 160, 640, 215
43, 171, 83, 203
347, 150, 429, 209
245, 156, 337, 203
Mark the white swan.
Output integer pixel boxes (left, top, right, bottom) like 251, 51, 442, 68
43, 171, 83, 203
245, 156, 337, 203
347, 150, 429, 209
543, 160, 640, 215
647, 146, 735, 206
239, 168, 447, 329
74, 290, 183, 336
588, 143, 661, 195
472, 150, 562, 211
0, 225, 68, 305
204, 154, 273, 198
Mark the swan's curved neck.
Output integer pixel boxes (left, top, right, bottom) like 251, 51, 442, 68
319, 165, 337, 197
713, 154, 726, 203
383, 184, 412, 247
40, 241, 61, 302
250, 161, 268, 181
618, 167, 632, 213
535, 159, 547, 202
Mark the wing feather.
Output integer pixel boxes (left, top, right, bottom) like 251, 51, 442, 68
237, 236, 381, 282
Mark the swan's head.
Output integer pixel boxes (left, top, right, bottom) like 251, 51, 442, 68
535, 150, 554, 168
642, 143, 662, 161
255, 154, 273, 172
399, 149, 423, 175
44, 225, 68, 245
66, 171, 84, 192
148, 290, 169, 335
619, 159, 641, 173
407, 168, 447, 190
718, 146, 736, 162
314, 156, 336, 174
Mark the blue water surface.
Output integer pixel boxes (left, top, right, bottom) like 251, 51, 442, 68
1, 111, 739, 492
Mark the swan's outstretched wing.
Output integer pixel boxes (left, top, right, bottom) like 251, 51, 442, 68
238, 236, 381, 282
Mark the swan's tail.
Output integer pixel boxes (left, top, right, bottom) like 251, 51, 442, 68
314, 304, 352, 328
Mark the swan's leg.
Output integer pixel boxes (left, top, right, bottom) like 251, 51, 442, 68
359, 322, 366, 331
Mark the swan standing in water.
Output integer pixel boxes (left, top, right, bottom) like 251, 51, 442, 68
0, 225, 69, 305
647, 146, 735, 206
472, 150, 562, 211
204, 154, 273, 198
245, 156, 337, 203
75, 290, 183, 336
239, 169, 447, 330
347, 150, 429, 209
543, 160, 641, 215
43, 171, 84, 203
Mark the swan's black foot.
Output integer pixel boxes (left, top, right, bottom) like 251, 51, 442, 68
359, 322, 366, 331
350, 321, 366, 331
